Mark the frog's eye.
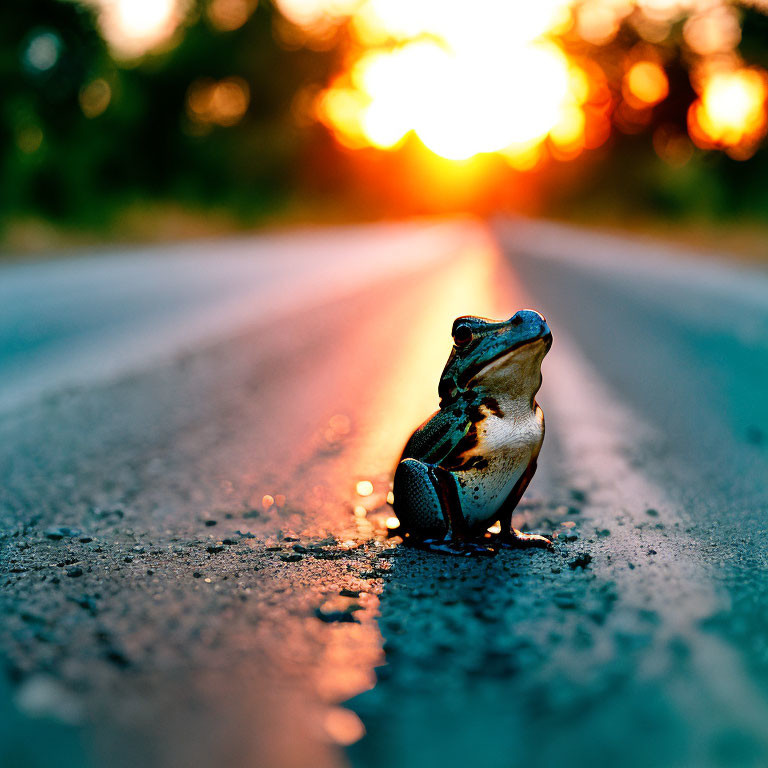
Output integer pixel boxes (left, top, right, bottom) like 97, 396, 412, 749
453, 324, 473, 347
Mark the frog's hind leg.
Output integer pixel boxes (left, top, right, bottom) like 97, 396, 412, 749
393, 458, 448, 537
494, 460, 553, 551
394, 460, 494, 556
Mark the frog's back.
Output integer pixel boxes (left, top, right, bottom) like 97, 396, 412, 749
400, 408, 469, 465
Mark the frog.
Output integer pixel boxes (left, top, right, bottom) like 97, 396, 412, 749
391, 310, 553, 555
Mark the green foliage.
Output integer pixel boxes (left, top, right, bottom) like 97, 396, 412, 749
2, 0, 107, 218
2, 0, 338, 232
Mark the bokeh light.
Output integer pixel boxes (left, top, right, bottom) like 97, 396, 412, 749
93, 0, 185, 58
683, 4, 741, 56
688, 67, 768, 158
356, 480, 374, 497
187, 77, 251, 126
623, 61, 669, 108
278, 0, 768, 166
79, 79, 112, 119
22, 31, 62, 73
206, 0, 258, 31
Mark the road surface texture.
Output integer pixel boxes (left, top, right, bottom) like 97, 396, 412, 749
1, 218, 767, 768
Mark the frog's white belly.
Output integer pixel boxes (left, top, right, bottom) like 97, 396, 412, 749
455, 407, 544, 527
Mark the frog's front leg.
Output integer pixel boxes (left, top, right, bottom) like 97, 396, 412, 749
494, 460, 553, 551
393, 459, 494, 556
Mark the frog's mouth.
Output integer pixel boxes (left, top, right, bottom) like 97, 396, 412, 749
460, 332, 552, 388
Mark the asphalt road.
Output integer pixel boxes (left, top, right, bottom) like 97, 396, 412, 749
2, 218, 768, 768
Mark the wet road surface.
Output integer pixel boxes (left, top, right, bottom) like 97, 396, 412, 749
2, 218, 768, 768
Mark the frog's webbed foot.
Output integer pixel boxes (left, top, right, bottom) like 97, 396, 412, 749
495, 528, 554, 551
413, 536, 496, 557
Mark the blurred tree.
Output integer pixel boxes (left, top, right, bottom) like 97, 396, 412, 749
2, 0, 340, 232
101, 2, 339, 213
2, 0, 108, 219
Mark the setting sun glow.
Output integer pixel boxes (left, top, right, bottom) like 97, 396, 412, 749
312, 0, 597, 164
89, 0, 768, 164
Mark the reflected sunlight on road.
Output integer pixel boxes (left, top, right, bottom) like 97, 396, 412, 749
351, 227, 510, 483
307, 223, 518, 754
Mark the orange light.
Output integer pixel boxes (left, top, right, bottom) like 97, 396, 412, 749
207, 0, 257, 31
688, 68, 768, 158
275, 0, 359, 29
315, 86, 369, 148
576, 1, 621, 45
683, 6, 741, 56
187, 77, 250, 126
503, 142, 545, 171
623, 61, 669, 107
313, 0, 590, 164
550, 104, 586, 148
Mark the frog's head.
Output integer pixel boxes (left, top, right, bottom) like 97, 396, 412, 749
438, 310, 552, 406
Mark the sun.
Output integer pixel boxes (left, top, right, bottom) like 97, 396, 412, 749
309, 0, 594, 165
